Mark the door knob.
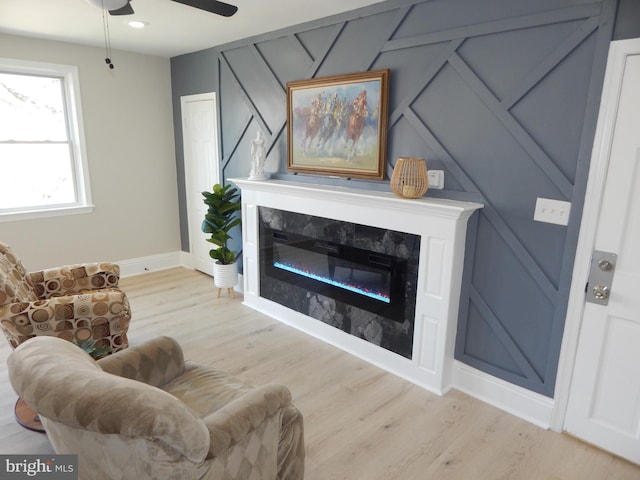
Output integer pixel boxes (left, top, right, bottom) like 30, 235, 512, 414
592, 285, 610, 300
587, 251, 617, 306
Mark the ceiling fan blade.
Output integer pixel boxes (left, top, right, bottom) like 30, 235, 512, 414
109, 1, 134, 15
172, 0, 238, 17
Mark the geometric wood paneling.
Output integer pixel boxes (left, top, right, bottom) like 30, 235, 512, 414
172, 0, 617, 397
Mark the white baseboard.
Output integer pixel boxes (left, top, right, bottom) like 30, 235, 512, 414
452, 360, 554, 429
117, 252, 244, 297
117, 251, 189, 277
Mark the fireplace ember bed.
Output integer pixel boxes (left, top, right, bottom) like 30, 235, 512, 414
263, 227, 409, 323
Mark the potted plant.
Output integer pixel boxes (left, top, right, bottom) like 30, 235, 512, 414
74, 339, 111, 359
202, 183, 242, 294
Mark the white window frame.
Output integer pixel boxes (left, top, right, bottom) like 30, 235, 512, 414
0, 57, 93, 222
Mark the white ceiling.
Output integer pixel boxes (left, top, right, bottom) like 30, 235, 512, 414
0, 0, 386, 58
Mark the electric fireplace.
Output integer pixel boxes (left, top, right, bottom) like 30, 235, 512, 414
258, 206, 420, 359
263, 227, 407, 322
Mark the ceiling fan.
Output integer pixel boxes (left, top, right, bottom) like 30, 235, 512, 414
86, 0, 238, 17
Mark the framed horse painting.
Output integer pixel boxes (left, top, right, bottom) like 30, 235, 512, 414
286, 69, 390, 180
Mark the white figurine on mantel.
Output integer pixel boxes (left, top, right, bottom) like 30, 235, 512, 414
249, 130, 268, 180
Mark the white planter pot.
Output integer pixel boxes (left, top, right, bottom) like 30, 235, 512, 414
213, 261, 238, 289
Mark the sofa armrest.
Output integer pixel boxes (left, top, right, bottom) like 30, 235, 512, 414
202, 383, 292, 458
8, 337, 210, 464
0, 290, 130, 353
29, 262, 121, 298
98, 336, 186, 388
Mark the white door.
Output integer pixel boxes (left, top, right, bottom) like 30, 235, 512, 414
563, 40, 640, 464
181, 93, 220, 275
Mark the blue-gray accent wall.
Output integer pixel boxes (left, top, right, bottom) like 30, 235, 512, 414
170, 0, 620, 397
613, 0, 640, 40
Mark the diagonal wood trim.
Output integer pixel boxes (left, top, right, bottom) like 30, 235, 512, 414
468, 286, 544, 383
219, 52, 271, 135
479, 208, 560, 302
216, 57, 252, 173
217, 51, 291, 174
502, 16, 600, 109
382, 3, 602, 52
249, 43, 289, 95
306, 23, 346, 78
403, 108, 480, 194
286, 34, 314, 71
223, 115, 251, 174
389, 38, 465, 126
363, 6, 412, 71
448, 53, 573, 199
219, 49, 288, 163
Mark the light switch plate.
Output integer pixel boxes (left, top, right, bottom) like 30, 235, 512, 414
534, 197, 571, 226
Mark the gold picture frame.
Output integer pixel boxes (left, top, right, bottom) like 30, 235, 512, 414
286, 69, 390, 180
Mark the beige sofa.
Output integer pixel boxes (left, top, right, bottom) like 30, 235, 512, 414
8, 335, 305, 480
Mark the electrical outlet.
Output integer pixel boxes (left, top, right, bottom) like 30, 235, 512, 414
428, 170, 444, 189
533, 197, 571, 226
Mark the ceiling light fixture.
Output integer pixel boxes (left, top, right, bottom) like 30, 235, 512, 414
128, 20, 148, 29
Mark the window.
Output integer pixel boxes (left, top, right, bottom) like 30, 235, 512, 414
0, 58, 92, 221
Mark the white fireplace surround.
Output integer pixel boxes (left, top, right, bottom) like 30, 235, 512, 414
230, 179, 563, 428
233, 178, 481, 393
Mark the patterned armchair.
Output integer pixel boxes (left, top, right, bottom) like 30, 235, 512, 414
8, 335, 306, 480
0, 241, 131, 355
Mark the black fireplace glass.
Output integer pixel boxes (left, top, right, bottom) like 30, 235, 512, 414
258, 207, 419, 359
264, 228, 406, 321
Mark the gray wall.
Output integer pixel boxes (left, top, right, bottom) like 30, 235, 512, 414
613, 0, 640, 39
171, 50, 218, 250
170, 0, 619, 397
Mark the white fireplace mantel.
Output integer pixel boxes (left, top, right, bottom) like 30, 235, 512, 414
231, 178, 483, 395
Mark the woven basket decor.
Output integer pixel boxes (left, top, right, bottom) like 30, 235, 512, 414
390, 157, 429, 199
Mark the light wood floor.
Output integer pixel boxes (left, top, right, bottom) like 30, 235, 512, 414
1, 267, 639, 479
